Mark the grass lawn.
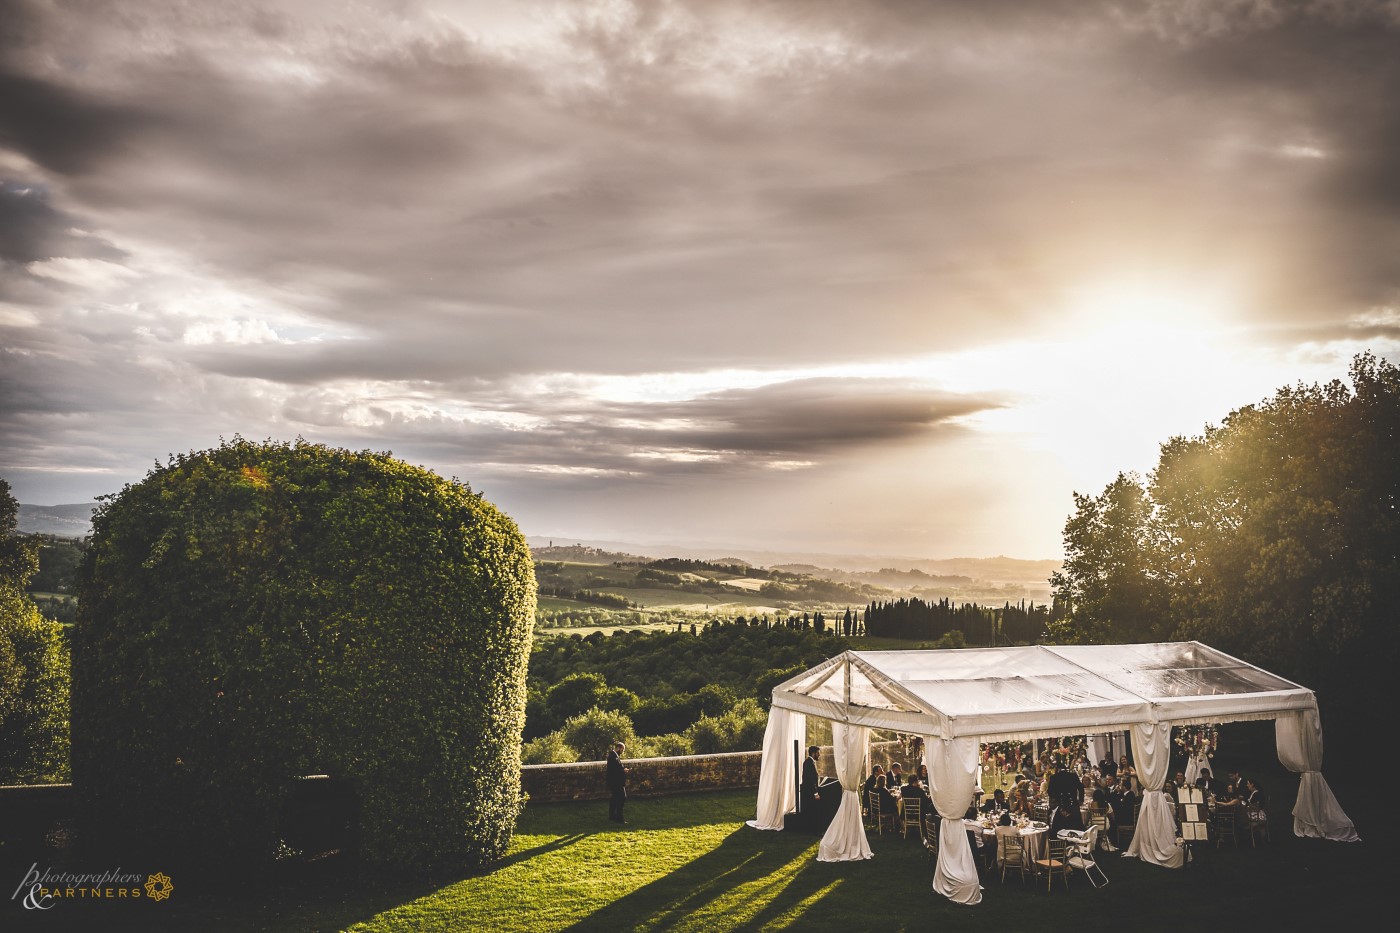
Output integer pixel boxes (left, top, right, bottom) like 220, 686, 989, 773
32, 777, 1380, 933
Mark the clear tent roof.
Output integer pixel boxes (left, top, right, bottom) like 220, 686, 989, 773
771, 641, 1315, 740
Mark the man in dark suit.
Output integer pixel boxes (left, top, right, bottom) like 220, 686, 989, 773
801, 745, 822, 820
1046, 763, 1083, 810
606, 741, 629, 824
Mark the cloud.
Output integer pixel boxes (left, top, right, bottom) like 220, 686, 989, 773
1, 0, 1398, 556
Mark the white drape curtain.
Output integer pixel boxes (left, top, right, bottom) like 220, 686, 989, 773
747, 707, 806, 831
1276, 707, 1360, 842
925, 735, 982, 906
1123, 721, 1184, 868
1087, 733, 1105, 767
818, 722, 874, 861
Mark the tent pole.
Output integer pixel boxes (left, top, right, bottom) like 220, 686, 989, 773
794, 739, 801, 813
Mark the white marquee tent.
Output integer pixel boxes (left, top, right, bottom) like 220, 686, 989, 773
747, 641, 1358, 905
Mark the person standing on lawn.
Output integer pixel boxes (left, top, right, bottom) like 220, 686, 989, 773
607, 741, 630, 824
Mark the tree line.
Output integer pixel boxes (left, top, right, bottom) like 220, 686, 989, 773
1049, 352, 1399, 757
864, 597, 1060, 645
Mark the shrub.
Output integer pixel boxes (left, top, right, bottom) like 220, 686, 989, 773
561, 707, 636, 761
631, 733, 693, 758
521, 732, 577, 765
686, 698, 768, 754
73, 439, 536, 871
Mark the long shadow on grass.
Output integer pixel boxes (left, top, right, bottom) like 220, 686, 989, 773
560, 826, 836, 933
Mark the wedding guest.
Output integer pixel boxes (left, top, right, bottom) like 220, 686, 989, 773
888, 762, 905, 787
801, 745, 823, 814
606, 741, 630, 824
917, 763, 930, 785
863, 764, 885, 800
980, 788, 1007, 813
904, 776, 933, 816
1009, 780, 1032, 815
875, 774, 900, 815
1244, 778, 1265, 811
1110, 777, 1137, 827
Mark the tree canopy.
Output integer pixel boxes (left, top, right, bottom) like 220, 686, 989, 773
0, 479, 70, 784
1050, 353, 1400, 747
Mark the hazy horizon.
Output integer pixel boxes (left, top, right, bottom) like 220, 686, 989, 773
3, 1, 1398, 558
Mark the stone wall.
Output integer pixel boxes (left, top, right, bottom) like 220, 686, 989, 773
521, 750, 761, 803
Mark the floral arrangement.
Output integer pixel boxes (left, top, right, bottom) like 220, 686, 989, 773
1174, 724, 1219, 758
981, 740, 1028, 768
1049, 735, 1088, 763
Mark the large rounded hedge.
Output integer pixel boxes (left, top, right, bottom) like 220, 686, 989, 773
73, 439, 536, 870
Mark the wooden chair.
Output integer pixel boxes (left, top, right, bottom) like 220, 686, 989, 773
1032, 803, 1051, 824
869, 791, 896, 836
922, 822, 939, 866
1213, 806, 1238, 848
1244, 804, 1269, 845
900, 797, 924, 840
996, 826, 1030, 885
1033, 837, 1072, 892
1116, 800, 1139, 849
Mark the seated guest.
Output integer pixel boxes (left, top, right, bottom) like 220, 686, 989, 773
1019, 756, 1038, 783
917, 763, 930, 785
1050, 793, 1085, 836
1110, 777, 1137, 826
863, 764, 885, 800
1244, 778, 1266, 815
1009, 780, 1032, 815
887, 762, 905, 787
903, 776, 933, 815
875, 774, 899, 813
1199, 767, 1218, 796
1100, 756, 1118, 780
1089, 785, 1115, 829
981, 788, 1007, 813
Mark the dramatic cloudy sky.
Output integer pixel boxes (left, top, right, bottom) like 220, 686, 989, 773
2, 0, 1398, 557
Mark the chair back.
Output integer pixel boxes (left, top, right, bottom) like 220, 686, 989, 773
995, 825, 1024, 865
903, 797, 922, 822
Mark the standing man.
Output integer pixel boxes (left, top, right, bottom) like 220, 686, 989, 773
801, 745, 822, 816
606, 741, 629, 824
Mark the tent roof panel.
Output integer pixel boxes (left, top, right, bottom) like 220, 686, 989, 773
770, 642, 1315, 737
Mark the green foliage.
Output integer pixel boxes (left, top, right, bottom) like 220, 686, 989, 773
72, 439, 536, 871
686, 698, 768, 755
631, 732, 694, 758
1049, 353, 1400, 742
29, 538, 85, 594
0, 478, 71, 784
561, 707, 637, 761
521, 731, 577, 765
526, 626, 849, 738
1048, 473, 1171, 645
